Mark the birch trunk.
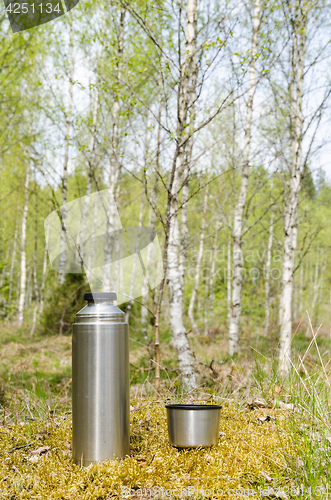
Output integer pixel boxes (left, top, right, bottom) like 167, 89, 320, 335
188, 180, 209, 335
141, 72, 161, 339
141, 176, 158, 339
78, 16, 105, 266
299, 263, 303, 315
208, 228, 218, 323
125, 191, 144, 322
279, 2, 307, 374
179, 3, 198, 289
229, 0, 261, 356
227, 236, 231, 320
203, 275, 209, 336
104, 8, 125, 291
8, 223, 18, 307
18, 161, 30, 326
39, 223, 49, 316
264, 212, 274, 334
305, 259, 325, 336
58, 28, 74, 285
167, 0, 198, 390
31, 184, 39, 337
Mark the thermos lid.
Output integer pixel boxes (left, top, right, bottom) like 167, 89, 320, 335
84, 292, 117, 302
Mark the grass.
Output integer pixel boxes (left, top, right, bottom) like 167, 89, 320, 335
0, 314, 331, 499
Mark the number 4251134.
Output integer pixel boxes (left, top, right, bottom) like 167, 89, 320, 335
5, 3, 61, 13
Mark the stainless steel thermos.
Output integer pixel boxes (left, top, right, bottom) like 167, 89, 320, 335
72, 292, 130, 466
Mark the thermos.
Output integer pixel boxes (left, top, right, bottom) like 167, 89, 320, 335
72, 292, 130, 466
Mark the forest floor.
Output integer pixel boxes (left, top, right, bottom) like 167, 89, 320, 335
0, 320, 331, 499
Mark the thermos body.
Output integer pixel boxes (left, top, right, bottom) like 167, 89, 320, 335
72, 293, 130, 466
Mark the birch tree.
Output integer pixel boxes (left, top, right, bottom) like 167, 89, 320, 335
18, 160, 30, 326
228, 0, 261, 356
8, 223, 18, 308
104, 8, 125, 292
264, 211, 274, 334
166, 0, 199, 390
58, 26, 74, 285
188, 179, 209, 335
278, 2, 307, 374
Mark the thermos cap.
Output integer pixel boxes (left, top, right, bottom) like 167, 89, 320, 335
84, 292, 117, 302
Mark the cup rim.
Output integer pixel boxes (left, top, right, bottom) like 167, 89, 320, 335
165, 404, 222, 410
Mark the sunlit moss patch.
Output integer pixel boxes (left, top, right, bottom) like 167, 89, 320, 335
0, 402, 293, 499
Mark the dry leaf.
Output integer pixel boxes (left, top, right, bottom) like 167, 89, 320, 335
65, 441, 71, 450
30, 446, 50, 456
274, 401, 294, 411
257, 415, 275, 423
248, 399, 267, 409
261, 471, 272, 483
138, 416, 151, 430
204, 453, 215, 463
136, 458, 147, 466
36, 431, 50, 440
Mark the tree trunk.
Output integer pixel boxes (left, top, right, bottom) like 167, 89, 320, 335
227, 235, 231, 320
188, 180, 209, 335
58, 27, 74, 285
125, 191, 144, 322
31, 182, 39, 337
299, 263, 303, 315
179, 1, 198, 289
8, 223, 18, 307
167, 0, 198, 391
78, 15, 105, 267
264, 212, 274, 334
104, 8, 125, 292
208, 228, 218, 328
305, 259, 325, 336
18, 161, 30, 326
229, 0, 261, 356
279, 2, 307, 375
141, 175, 158, 340
39, 223, 49, 316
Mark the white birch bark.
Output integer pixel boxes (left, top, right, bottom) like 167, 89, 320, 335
264, 212, 274, 334
203, 274, 209, 336
58, 29, 74, 285
31, 187, 39, 337
179, 3, 198, 288
279, 2, 307, 374
167, 0, 198, 390
125, 191, 144, 322
208, 228, 218, 321
141, 72, 161, 337
104, 8, 125, 291
141, 176, 158, 339
8, 223, 18, 307
188, 180, 209, 335
305, 259, 325, 336
39, 223, 49, 316
299, 263, 303, 315
18, 161, 30, 326
227, 235, 231, 320
228, 0, 261, 356
78, 15, 105, 266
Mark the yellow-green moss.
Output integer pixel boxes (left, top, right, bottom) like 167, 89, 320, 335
0, 402, 294, 499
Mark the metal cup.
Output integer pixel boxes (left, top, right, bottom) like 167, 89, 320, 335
166, 404, 222, 448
